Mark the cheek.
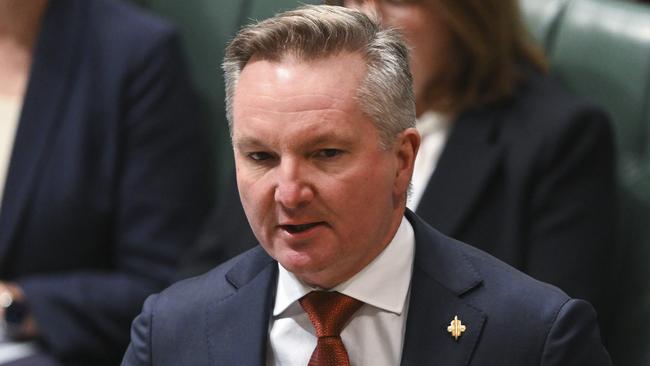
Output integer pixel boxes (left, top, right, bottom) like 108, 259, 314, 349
337, 162, 395, 211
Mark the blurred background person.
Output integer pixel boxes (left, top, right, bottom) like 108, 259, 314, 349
337, 0, 616, 336
0, 0, 214, 365
180, 0, 616, 340
326, 0, 616, 320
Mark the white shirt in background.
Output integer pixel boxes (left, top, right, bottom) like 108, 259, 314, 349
0, 96, 21, 212
407, 110, 452, 211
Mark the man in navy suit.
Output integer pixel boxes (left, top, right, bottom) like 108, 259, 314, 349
123, 5, 610, 365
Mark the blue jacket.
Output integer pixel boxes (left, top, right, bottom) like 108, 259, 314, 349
124, 210, 610, 365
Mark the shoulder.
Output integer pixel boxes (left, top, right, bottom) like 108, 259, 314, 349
125, 247, 274, 363
53, 0, 182, 63
412, 213, 570, 329
143, 246, 271, 320
442, 228, 570, 305
463, 252, 611, 364
412, 220, 609, 362
85, 0, 177, 40
459, 236, 570, 308
412, 212, 571, 311
471, 71, 615, 178
156, 248, 260, 307
501, 71, 612, 142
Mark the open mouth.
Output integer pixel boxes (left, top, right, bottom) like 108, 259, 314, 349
281, 222, 322, 234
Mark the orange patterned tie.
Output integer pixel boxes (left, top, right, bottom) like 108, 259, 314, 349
299, 291, 363, 366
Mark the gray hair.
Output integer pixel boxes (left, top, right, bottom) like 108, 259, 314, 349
222, 4, 415, 148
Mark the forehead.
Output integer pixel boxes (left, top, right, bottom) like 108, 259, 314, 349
235, 52, 366, 111
231, 52, 373, 142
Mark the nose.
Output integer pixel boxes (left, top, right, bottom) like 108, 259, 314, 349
274, 159, 314, 210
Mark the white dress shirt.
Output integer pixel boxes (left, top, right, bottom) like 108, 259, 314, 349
0, 96, 21, 211
407, 111, 451, 211
267, 216, 415, 366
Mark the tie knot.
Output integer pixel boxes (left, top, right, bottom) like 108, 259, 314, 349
299, 291, 363, 337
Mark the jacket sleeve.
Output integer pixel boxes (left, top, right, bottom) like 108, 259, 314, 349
16, 29, 214, 362
541, 299, 611, 365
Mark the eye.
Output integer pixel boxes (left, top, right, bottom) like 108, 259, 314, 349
248, 152, 274, 161
314, 149, 343, 159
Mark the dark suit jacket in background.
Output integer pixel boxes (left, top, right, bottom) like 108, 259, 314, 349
0, 0, 214, 364
125, 211, 611, 365
179, 70, 615, 331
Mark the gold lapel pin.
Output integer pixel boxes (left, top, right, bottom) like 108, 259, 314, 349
447, 315, 466, 341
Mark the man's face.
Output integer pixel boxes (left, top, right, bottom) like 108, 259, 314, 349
232, 52, 418, 288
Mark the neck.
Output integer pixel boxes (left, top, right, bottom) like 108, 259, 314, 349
0, 0, 49, 48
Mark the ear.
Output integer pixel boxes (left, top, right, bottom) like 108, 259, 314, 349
393, 127, 420, 196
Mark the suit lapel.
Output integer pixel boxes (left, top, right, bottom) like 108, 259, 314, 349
0, 0, 84, 262
401, 211, 486, 366
416, 107, 502, 237
206, 247, 277, 366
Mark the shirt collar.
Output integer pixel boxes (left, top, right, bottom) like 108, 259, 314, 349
273, 216, 415, 316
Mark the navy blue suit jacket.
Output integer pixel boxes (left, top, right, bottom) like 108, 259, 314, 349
0, 0, 213, 364
126, 211, 610, 365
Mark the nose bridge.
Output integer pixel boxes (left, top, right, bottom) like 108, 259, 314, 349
278, 156, 299, 186
274, 156, 312, 208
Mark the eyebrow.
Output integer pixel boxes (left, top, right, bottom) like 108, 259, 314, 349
233, 137, 269, 151
233, 131, 358, 151
304, 132, 357, 147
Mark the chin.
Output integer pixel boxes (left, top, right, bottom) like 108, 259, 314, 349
280, 253, 332, 281
277, 250, 318, 272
